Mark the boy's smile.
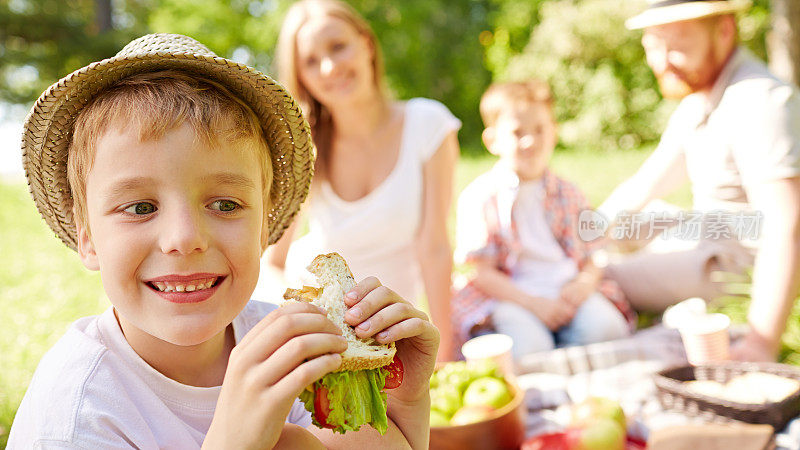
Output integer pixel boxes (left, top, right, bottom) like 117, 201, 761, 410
145, 273, 225, 303
76, 122, 266, 350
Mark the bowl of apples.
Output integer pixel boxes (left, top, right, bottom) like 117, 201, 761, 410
428, 360, 526, 450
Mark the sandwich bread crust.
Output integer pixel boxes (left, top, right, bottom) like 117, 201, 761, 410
283, 253, 396, 372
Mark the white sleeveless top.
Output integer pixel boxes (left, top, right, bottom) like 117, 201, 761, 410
283, 98, 460, 304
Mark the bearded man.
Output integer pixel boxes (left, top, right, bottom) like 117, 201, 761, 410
599, 0, 800, 362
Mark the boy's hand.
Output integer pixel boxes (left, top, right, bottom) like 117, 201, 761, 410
527, 297, 576, 331
344, 277, 440, 404
559, 278, 595, 308
204, 302, 347, 450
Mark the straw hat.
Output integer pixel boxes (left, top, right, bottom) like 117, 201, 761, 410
22, 33, 314, 250
626, 0, 751, 30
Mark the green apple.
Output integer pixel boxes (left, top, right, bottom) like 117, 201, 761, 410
431, 385, 462, 417
570, 397, 626, 430
564, 418, 625, 450
466, 359, 501, 379
445, 370, 474, 394
438, 361, 468, 378
449, 405, 496, 426
462, 377, 513, 409
429, 409, 450, 427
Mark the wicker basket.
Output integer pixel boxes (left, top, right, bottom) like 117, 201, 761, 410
654, 362, 800, 430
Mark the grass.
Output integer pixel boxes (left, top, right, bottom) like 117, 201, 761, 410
1, 147, 797, 446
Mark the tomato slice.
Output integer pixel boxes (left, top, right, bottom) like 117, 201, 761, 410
383, 353, 404, 389
314, 385, 334, 429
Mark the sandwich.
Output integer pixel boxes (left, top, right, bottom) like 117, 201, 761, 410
283, 253, 403, 434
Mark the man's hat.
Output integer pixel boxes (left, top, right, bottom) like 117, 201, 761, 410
22, 33, 314, 250
626, 0, 751, 30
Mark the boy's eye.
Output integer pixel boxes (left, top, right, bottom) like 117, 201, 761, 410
210, 199, 240, 212
124, 202, 157, 215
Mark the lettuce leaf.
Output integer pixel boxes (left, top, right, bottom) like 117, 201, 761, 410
299, 368, 389, 434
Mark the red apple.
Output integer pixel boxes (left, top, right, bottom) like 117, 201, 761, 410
449, 404, 496, 425
564, 418, 625, 450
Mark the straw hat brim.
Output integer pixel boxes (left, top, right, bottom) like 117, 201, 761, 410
626, 0, 751, 30
22, 48, 314, 251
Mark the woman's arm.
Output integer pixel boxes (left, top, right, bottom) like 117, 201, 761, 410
416, 131, 459, 361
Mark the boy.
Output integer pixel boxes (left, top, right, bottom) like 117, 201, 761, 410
452, 80, 634, 360
9, 33, 438, 449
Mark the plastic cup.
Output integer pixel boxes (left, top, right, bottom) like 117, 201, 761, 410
678, 313, 731, 365
461, 333, 515, 376
663, 297, 707, 329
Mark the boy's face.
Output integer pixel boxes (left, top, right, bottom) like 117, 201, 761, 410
484, 102, 557, 181
77, 122, 265, 347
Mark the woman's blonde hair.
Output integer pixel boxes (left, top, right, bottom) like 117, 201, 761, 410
276, 0, 386, 179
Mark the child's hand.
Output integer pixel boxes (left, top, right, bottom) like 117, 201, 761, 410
559, 278, 595, 308
527, 297, 577, 331
204, 302, 347, 450
343, 277, 440, 404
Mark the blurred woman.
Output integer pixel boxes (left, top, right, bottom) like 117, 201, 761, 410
256, 0, 460, 360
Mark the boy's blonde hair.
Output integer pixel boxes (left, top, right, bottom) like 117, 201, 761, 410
67, 70, 272, 246
479, 80, 554, 128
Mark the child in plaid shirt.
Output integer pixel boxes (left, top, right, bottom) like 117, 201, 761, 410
452, 80, 635, 360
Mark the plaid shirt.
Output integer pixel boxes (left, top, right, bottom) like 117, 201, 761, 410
452, 164, 636, 343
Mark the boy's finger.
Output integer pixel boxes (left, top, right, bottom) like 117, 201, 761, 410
236, 312, 341, 366
273, 353, 343, 399
259, 333, 348, 387
239, 302, 326, 348
344, 284, 400, 327
344, 276, 382, 306
353, 301, 423, 339
373, 316, 434, 344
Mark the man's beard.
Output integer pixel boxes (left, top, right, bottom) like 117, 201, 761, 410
654, 54, 726, 100
655, 70, 695, 100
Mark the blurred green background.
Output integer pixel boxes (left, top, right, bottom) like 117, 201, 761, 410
0, 0, 793, 447
0, 0, 771, 154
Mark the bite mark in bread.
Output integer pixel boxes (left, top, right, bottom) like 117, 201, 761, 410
283, 253, 396, 372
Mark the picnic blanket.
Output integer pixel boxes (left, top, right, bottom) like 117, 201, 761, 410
516, 325, 800, 449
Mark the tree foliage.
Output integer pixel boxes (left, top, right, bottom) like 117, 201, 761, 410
484, 0, 771, 152
0, 0, 777, 153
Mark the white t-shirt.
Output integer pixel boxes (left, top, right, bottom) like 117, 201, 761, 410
8, 301, 311, 449
511, 180, 578, 299
455, 163, 578, 300
599, 48, 800, 250
263, 98, 460, 305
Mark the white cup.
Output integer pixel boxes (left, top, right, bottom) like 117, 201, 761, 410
461, 333, 515, 376
663, 297, 707, 329
678, 313, 731, 365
